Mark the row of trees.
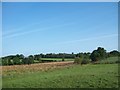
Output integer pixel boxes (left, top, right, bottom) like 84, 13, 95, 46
0, 47, 120, 66
90, 47, 120, 61
35, 53, 75, 58
1, 53, 76, 66
1, 54, 34, 65
74, 47, 120, 64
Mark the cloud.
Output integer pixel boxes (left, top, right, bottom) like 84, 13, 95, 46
55, 34, 118, 45
3, 17, 58, 36
3, 22, 74, 38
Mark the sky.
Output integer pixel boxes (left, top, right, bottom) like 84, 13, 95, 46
2, 2, 118, 56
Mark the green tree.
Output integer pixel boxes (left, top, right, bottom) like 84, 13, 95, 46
90, 47, 107, 62
19, 54, 24, 59
2, 58, 8, 66
28, 55, 34, 64
90, 50, 100, 62
22, 58, 28, 64
109, 50, 119, 57
13, 57, 20, 65
97, 47, 107, 59
34, 55, 41, 61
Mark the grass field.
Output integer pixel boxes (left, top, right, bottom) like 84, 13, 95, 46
2, 62, 118, 88
97, 57, 119, 64
34, 58, 74, 63
41, 58, 74, 61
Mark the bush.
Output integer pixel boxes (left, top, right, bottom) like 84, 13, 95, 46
81, 59, 90, 64
62, 58, 65, 61
38, 58, 42, 63
116, 60, 120, 63
93, 57, 119, 64
74, 57, 82, 64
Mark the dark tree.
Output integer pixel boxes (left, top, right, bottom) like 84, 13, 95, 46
109, 50, 119, 57
34, 55, 41, 61
90, 47, 107, 62
22, 58, 28, 64
97, 47, 107, 59
28, 55, 34, 64
13, 56, 21, 65
90, 50, 100, 62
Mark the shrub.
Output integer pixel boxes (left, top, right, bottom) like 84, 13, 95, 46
74, 57, 82, 64
81, 55, 90, 64
38, 58, 42, 63
116, 60, 120, 63
81, 59, 90, 64
93, 57, 119, 64
62, 58, 65, 61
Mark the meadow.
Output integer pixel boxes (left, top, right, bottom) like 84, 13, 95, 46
41, 58, 74, 61
2, 60, 118, 88
34, 58, 74, 63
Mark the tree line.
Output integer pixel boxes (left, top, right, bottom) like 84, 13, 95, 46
0, 47, 120, 66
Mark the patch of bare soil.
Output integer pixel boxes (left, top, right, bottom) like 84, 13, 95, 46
1, 61, 74, 75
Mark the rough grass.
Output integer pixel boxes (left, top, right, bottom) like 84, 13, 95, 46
96, 57, 119, 64
2, 63, 118, 88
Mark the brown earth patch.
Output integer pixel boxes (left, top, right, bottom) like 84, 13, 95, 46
1, 61, 74, 76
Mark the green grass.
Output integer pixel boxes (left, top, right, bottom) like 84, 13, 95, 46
2, 64, 118, 88
41, 58, 74, 61
97, 57, 119, 64
34, 58, 74, 63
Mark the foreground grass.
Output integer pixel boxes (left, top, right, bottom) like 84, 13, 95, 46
2, 64, 118, 88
